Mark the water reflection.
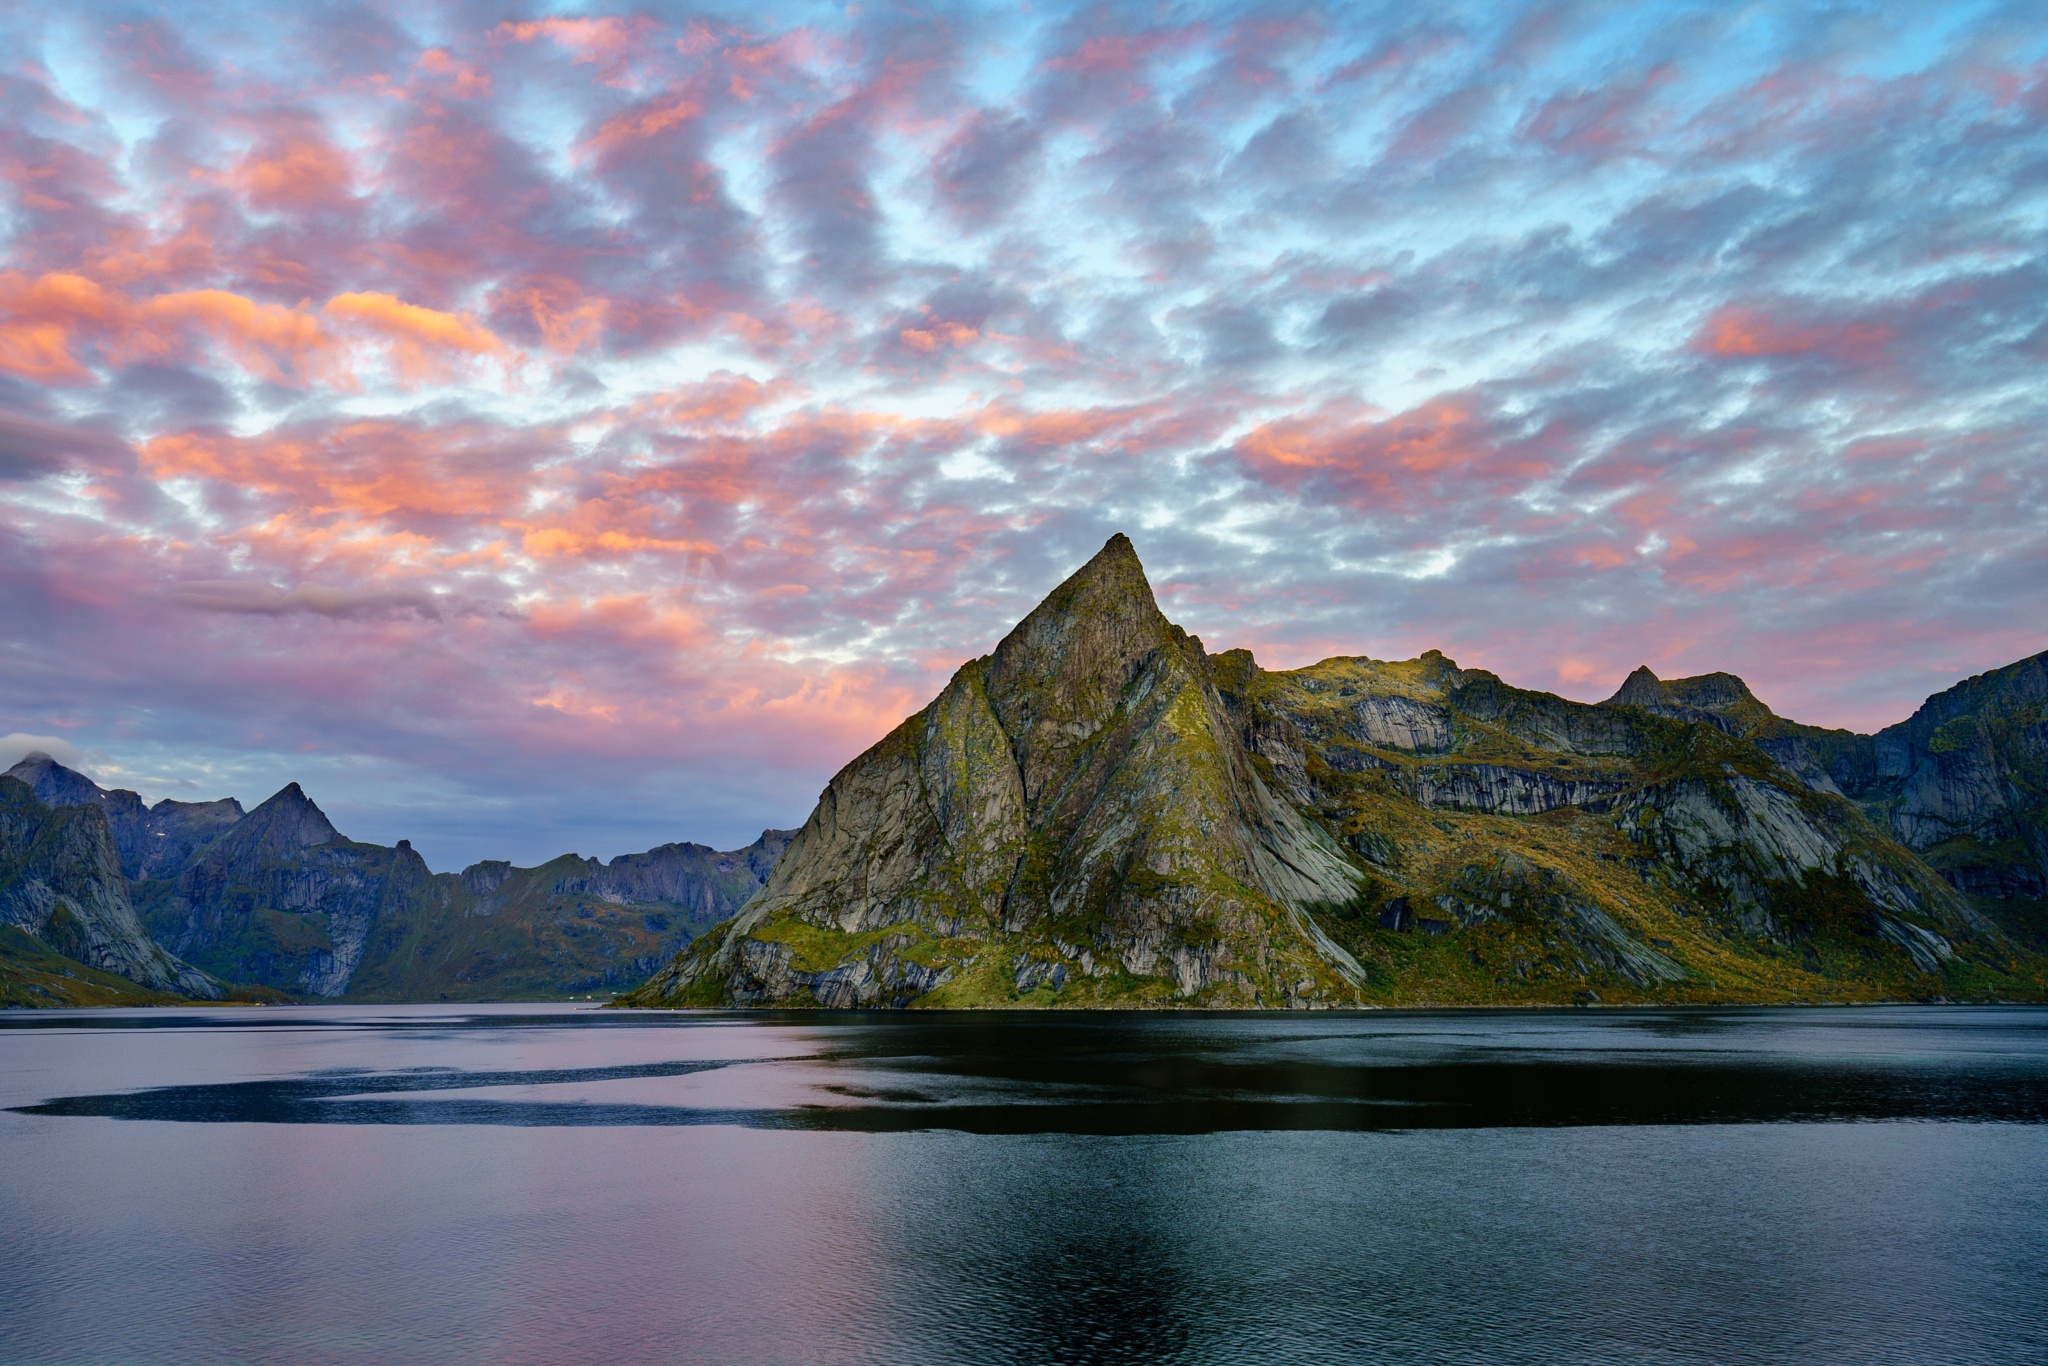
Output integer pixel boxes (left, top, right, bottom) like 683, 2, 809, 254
0, 1007, 2044, 1365
14, 1008, 2048, 1131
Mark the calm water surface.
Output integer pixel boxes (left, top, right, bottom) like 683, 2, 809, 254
1, 1005, 2044, 1364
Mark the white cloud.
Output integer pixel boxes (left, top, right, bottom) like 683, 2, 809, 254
0, 733, 85, 773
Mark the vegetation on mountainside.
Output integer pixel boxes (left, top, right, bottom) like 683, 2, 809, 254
0, 924, 183, 1007
622, 537, 2047, 1012
10, 539, 2044, 1011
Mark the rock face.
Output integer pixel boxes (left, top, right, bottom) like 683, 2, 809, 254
140, 801, 797, 1000
337, 830, 797, 1001
0, 771, 220, 997
624, 539, 2043, 1010
1858, 653, 2048, 915
6, 751, 245, 879
626, 536, 1366, 1008
1593, 655, 2048, 945
147, 783, 431, 997
9, 751, 796, 1000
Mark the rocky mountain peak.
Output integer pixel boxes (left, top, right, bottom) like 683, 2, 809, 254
1605, 665, 1674, 708
1665, 672, 1758, 711
626, 533, 1371, 1009
983, 533, 1181, 809
6, 752, 111, 807
223, 782, 342, 857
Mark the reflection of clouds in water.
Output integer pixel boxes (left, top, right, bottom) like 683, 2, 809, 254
2, 1006, 2046, 1363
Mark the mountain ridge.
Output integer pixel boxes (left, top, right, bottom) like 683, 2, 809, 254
622, 536, 2045, 1010
7, 537, 2043, 1009
3, 751, 796, 1002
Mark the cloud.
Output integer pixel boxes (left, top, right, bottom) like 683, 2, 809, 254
933, 109, 1040, 226
0, 0, 2043, 866
0, 408, 130, 479
170, 581, 446, 620
0, 733, 84, 772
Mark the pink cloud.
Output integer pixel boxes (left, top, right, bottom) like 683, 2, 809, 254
0, 1, 2042, 866
1694, 305, 1897, 365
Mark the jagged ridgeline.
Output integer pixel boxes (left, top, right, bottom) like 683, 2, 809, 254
621, 534, 2048, 1009
2, 751, 793, 1004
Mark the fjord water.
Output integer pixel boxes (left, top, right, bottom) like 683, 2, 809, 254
1, 1008, 2044, 1365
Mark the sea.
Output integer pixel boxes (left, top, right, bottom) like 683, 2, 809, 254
1, 1004, 2044, 1364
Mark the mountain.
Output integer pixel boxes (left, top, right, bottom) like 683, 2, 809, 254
329, 831, 795, 1001
622, 536, 2044, 1009
0, 924, 184, 1008
7, 751, 244, 878
0, 769, 222, 998
1595, 654, 2048, 946
137, 782, 437, 997
8, 752, 795, 1002
1853, 653, 2047, 940
628, 535, 1366, 1008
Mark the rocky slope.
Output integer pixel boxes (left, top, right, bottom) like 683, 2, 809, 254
1592, 656, 2048, 947
0, 774, 222, 998
1856, 653, 2047, 933
623, 536, 2044, 1010
9, 751, 245, 878
627, 535, 1366, 1008
0, 925, 185, 1008
6, 753, 793, 1001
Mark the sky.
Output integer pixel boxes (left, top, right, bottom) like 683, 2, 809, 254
2, 0, 2046, 871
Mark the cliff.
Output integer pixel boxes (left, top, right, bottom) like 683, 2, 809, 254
621, 537, 2044, 1009
7, 752, 794, 1001
0, 772, 221, 998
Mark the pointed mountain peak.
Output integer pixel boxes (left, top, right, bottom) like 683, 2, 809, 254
5, 751, 108, 807
984, 535, 1179, 801
998, 534, 1162, 643
1051, 533, 1154, 603
237, 781, 341, 850
1095, 530, 1140, 566
1605, 665, 1674, 708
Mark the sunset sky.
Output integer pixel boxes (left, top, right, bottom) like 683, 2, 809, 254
3, 0, 2045, 869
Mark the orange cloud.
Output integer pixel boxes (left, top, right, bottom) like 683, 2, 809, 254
900, 321, 979, 353
580, 91, 704, 158
0, 272, 119, 381
1695, 306, 1896, 364
489, 275, 610, 355
140, 420, 530, 523
415, 48, 491, 98
531, 685, 621, 722
497, 15, 652, 83
324, 291, 508, 381
1237, 401, 1476, 475
972, 401, 1155, 448
519, 528, 720, 560
0, 272, 336, 385
228, 138, 355, 211
145, 289, 334, 383
637, 372, 786, 427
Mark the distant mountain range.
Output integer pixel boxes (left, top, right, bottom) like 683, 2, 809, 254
5, 534, 2043, 1009
0, 751, 790, 1006
623, 535, 2048, 1009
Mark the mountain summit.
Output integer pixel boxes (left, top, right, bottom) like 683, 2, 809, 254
624, 536, 2040, 1009
625, 535, 1368, 1007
